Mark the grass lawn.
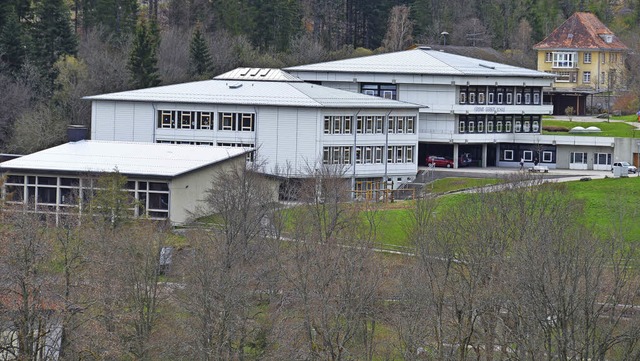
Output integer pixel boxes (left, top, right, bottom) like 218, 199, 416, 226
542, 119, 640, 138
371, 176, 640, 249
564, 176, 640, 241
611, 114, 639, 122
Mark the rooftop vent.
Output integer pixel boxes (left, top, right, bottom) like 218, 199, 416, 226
418, 46, 432, 50
479, 63, 495, 69
228, 83, 243, 89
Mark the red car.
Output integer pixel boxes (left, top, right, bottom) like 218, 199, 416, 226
427, 155, 455, 168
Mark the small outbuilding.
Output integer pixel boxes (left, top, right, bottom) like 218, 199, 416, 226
0, 140, 253, 225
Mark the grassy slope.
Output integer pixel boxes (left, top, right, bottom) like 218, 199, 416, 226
542, 119, 640, 138
373, 177, 640, 249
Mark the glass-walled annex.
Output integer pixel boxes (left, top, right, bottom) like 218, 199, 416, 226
3, 174, 170, 221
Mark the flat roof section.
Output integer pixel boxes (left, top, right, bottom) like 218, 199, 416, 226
0, 140, 249, 177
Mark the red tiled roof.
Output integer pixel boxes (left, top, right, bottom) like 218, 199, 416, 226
533, 12, 628, 51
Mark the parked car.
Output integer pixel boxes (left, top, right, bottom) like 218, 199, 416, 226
427, 155, 455, 168
612, 161, 638, 174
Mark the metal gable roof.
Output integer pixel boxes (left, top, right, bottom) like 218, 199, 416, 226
0, 140, 249, 177
285, 47, 553, 78
83, 78, 419, 109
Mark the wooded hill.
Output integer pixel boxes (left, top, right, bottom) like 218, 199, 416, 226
1, 0, 640, 154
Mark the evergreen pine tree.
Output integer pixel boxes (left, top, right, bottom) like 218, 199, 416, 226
127, 20, 160, 89
30, 0, 77, 88
0, 7, 28, 77
80, 0, 138, 38
188, 26, 213, 79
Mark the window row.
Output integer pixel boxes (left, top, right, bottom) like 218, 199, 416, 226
501, 150, 555, 163
570, 152, 611, 165
323, 115, 415, 135
322, 145, 415, 165
156, 140, 255, 161
459, 86, 541, 105
157, 110, 255, 132
458, 115, 541, 134
545, 51, 623, 66
4, 175, 170, 219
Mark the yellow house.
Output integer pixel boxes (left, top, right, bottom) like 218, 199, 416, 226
533, 12, 628, 115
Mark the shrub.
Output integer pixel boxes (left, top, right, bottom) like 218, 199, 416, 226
543, 125, 570, 132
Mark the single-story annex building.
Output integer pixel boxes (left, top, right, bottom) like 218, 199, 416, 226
0, 140, 251, 225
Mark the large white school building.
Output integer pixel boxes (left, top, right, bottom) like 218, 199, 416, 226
286, 47, 636, 170
85, 69, 420, 189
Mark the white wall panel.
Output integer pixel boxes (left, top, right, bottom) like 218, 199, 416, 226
92, 101, 116, 140
114, 102, 135, 141
133, 103, 155, 142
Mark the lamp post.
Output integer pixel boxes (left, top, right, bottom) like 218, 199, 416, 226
441, 31, 449, 46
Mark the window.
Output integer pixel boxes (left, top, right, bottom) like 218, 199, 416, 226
361, 83, 397, 100
459, 121, 465, 133
181, 112, 192, 128
601, 72, 606, 84
160, 111, 173, 128
542, 151, 553, 162
375, 146, 383, 163
365, 116, 374, 133
523, 121, 530, 132
545, 52, 552, 62
496, 121, 502, 133
460, 92, 466, 104
406, 146, 414, 163
532, 121, 539, 132
387, 147, 394, 163
497, 93, 503, 104
584, 52, 592, 64
478, 92, 485, 104
524, 93, 531, 105
514, 121, 521, 132
552, 52, 576, 68
477, 121, 484, 133
218, 112, 255, 131
468, 121, 474, 133
241, 114, 253, 131
199, 113, 212, 129
583, 71, 591, 83
523, 150, 533, 161
516, 93, 522, 105
594, 153, 611, 165
406, 117, 415, 133
505, 121, 512, 133
601, 53, 605, 64
571, 152, 587, 163
469, 92, 476, 104
487, 121, 493, 133
609, 53, 617, 63
488, 92, 494, 104
533, 91, 540, 104
506, 92, 513, 104
375, 116, 383, 133
396, 117, 404, 133
220, 113, 233, 130
504, 150, 514, 161
570, 152, 587, 164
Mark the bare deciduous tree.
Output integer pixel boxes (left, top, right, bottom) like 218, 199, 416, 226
382, 5, 414, 52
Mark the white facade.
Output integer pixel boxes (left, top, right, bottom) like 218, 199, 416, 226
86, 76, 421, 184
